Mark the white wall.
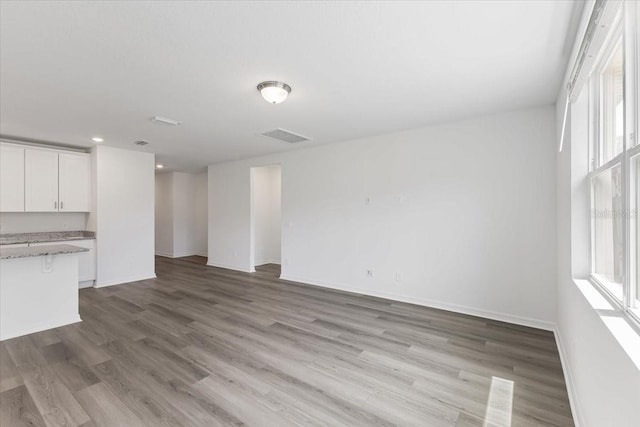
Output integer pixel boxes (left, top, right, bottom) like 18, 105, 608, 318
155, 173, 173, 256
555, 85, 640, 427
89, 145, 155, 287
0, 212, 86, 233
251, 165, 281, 266
208, 106, 557, 327
172, 172, 199, 257
195, 172, 208, 256
155, 171, 207, 258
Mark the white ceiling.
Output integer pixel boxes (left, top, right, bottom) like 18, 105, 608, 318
0, 1, 579, 172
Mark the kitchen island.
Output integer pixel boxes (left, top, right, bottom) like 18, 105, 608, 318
1, 230, 97, 288
0, 244, 88, 340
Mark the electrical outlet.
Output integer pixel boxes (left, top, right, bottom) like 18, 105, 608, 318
365, 196, 372, 205
233, 250, 237, 257
284, 258, 290, 266
366, 269, 374, 277
395, 272, 402, 282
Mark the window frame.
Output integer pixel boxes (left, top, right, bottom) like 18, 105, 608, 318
629, 0, 640, 323
587, 1, 640, 327
630, 152, 640, 321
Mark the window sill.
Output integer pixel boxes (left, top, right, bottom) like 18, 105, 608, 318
574, 278, 640, 370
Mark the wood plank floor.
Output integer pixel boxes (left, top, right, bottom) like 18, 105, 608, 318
0, 256, 574, 426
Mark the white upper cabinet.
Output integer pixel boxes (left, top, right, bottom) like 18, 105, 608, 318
59, 152, 91, 212
0, 144, 25, 212
10, 144, 92, 213
25, 149, 59, 212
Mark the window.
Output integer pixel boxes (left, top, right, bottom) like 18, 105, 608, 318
599, 41, 625, 164
588, 1, 640, 324
592, 164, 624, 298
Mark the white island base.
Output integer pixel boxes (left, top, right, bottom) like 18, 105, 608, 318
1, 246, 85, 341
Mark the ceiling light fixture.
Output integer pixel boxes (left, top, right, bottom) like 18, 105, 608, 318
156, 164, 164, 169
257, 81, 291, 104
92, 137, 103, 143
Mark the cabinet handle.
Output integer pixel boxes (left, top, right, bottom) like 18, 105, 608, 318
61, 201, 63, 209
54, 201, 57, 209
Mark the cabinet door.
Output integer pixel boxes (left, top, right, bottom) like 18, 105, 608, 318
0, 144, 25, 212
59, 152, 91, 212
25, 149, 59, 212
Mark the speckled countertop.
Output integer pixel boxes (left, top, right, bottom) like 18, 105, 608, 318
0, 231, 95, 245
0, 244, 89, 260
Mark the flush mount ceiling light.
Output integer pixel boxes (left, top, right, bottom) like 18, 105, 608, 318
91, 137, 103, 143
156, 164, 164, 169
257, 81, 291, 104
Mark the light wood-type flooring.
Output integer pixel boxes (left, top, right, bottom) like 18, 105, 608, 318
0, 256, 574, 426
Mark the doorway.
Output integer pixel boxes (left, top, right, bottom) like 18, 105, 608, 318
250, 165, 281, 275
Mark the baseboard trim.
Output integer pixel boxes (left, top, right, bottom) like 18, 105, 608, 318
255, 259, 281, 266
279, 274, 555, 331
95, 273, 157, 288
156, 251, 205, 259
0, 315, 82, 341
554, 327, 584, 427
79, 280, 94, 289
155, 252, 174, 258
173, 252, 203, 258
207, 261, 252, 273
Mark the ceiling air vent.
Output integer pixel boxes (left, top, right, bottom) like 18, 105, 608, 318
151, 116, 182, 126
133, 140, 149, 146
260, 128, 310, 144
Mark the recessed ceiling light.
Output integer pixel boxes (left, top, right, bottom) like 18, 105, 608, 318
92, 137, 103, 143
257, 81, 291, 104
156, 164, 164, 169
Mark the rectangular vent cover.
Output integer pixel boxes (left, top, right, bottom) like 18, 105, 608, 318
261, 128, 310, 144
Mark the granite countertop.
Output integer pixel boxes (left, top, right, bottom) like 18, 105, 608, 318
0, 244, 89, 260
0, 231, 95, 245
